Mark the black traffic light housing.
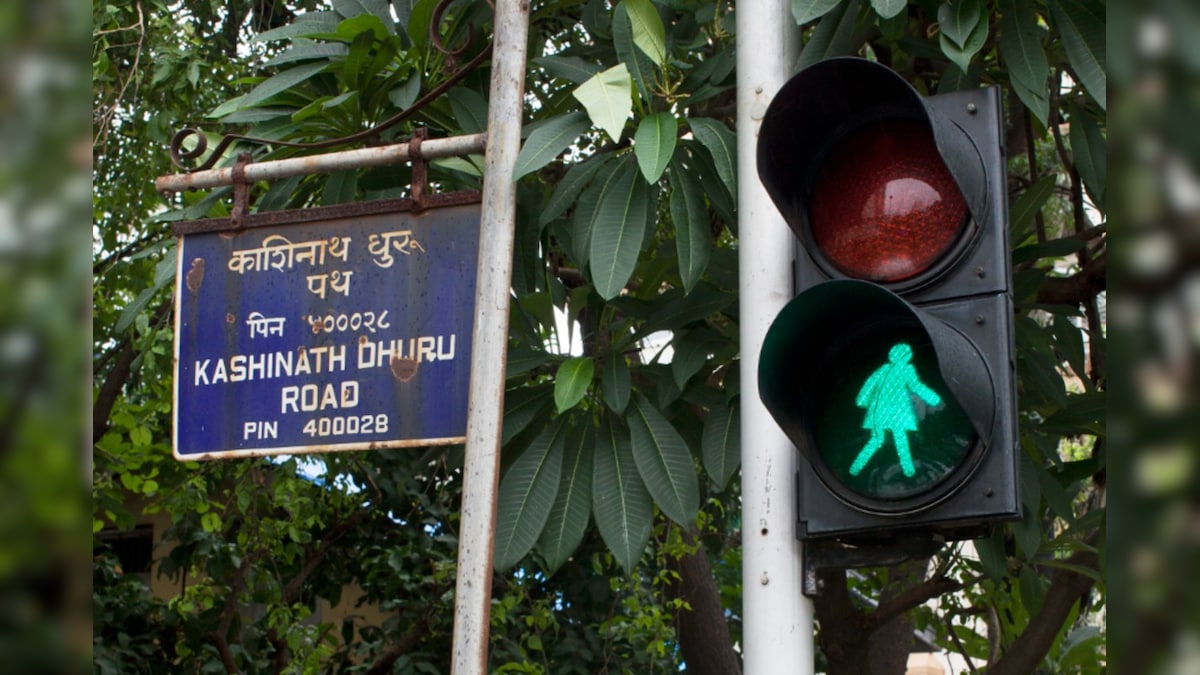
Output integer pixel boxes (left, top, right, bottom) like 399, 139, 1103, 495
756, 58, 1018, 546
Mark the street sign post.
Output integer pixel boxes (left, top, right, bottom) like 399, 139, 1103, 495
172, 195, 481, 460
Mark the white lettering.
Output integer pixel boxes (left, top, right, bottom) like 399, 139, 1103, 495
280, 381, 360, 414
194, 359, 210, 386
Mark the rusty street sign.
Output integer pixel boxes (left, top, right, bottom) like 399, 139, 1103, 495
172, 194, 481, 460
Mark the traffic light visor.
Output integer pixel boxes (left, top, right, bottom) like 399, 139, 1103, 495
758, 281, 996, 511
757, 57, 988, 285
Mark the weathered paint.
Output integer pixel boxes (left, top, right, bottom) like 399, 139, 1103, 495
172, 197, 481, 460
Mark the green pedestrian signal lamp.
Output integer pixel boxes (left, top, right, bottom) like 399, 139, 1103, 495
755, 58, 1019, 547
850, 342, 942, 480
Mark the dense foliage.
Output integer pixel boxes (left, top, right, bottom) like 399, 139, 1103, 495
93, 0, 1105, 672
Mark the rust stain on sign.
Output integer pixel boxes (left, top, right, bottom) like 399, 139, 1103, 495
390, 355, 418, 382
185, 257, 205, 292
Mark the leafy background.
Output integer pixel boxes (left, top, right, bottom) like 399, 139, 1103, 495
73, 0, 1180, 673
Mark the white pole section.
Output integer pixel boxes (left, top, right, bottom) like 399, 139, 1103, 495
154, 133, 487, 193
450, 0, 529, 671
736, 3, 813, 674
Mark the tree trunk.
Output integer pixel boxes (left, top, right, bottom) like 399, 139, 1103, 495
816, 559, 929, 675
867, 559, 927, 674
665, 527, 742, 675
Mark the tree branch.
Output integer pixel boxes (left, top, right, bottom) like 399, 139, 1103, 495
362, 587, 448, 675
92, 298, 172, 442
208, 556, 253, 675
1035, 252, 1107, 307
865, 571, 986, 631
281, 510, 368, 604
987, 542, 1100, 675
663, 526, 742, 675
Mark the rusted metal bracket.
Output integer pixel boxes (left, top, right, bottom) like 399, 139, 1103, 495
409, 128, 429, 212
230, 152, 253, 230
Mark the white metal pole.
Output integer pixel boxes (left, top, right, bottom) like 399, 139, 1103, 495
736, 2, 812, 673
450, 0, 529, 671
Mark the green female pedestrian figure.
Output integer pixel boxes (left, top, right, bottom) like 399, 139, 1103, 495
849, 343, 943, 478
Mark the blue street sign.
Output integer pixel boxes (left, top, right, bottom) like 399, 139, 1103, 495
172, 197, 481, 460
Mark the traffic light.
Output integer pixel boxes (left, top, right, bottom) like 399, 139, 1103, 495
755, 58, 1018, 544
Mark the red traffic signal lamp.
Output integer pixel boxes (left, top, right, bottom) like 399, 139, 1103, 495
756, 58, 1018, 545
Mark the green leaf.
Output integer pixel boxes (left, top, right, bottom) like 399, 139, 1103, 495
623, 0, 667, 66
1009, 175, 1058, 244
1038, 464, 1078, 524
634, 113, 677, 184
1068, 108, 1106, 210
634, 283, 735, 338
555, 356, 595, 413
1011, 237, 1084, 265
999, 0, 1050, 126
593, 414, 653, 571
937, 61, 981, 93
702, 400, 740, 489
870, 0, 905, 19
1013, 504, 1043, 561
1016, 316, 1068, 408
435, 155, 483, 176
796, 0, 860, 70
612, 4, 655, 104
494, 419, 568, 570
321, 170, 357, 205
231, 61, 328, 113
602, 350, 632, 414
201, 512, 222, 533
627, 395, 700, 526
507, 348, 552, 379
1018, 564, 1048, 615
573, 64, 634, 142
263, 41, 349, 68
938, 6, 988, 74
668, 158, 711, 293
446, 85, 487, 133
589, 160, 652, 300
1040, 392, 1105, 436
502, 383, 554, 447
684, 139, 735, 221
1051, 313, 1090, 391
541, 155, 610, 228
975, 529, 1008, 581
1048, 0, 1106, 110
253, 11, 341, 43
334, 12, 390, 42
937, 0, 982, 48
388, 73, 420, 110
331, 0, 395, 33
116, 249, 175, 334
538, 424, 595, 573
343, 30, 374, 91
791, 0, 842, 25
570, 158, 625, 268
534, 55, 603, 84
687, 118, 737, 201
670, 330, 720, 389
513, 112, 590, 180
